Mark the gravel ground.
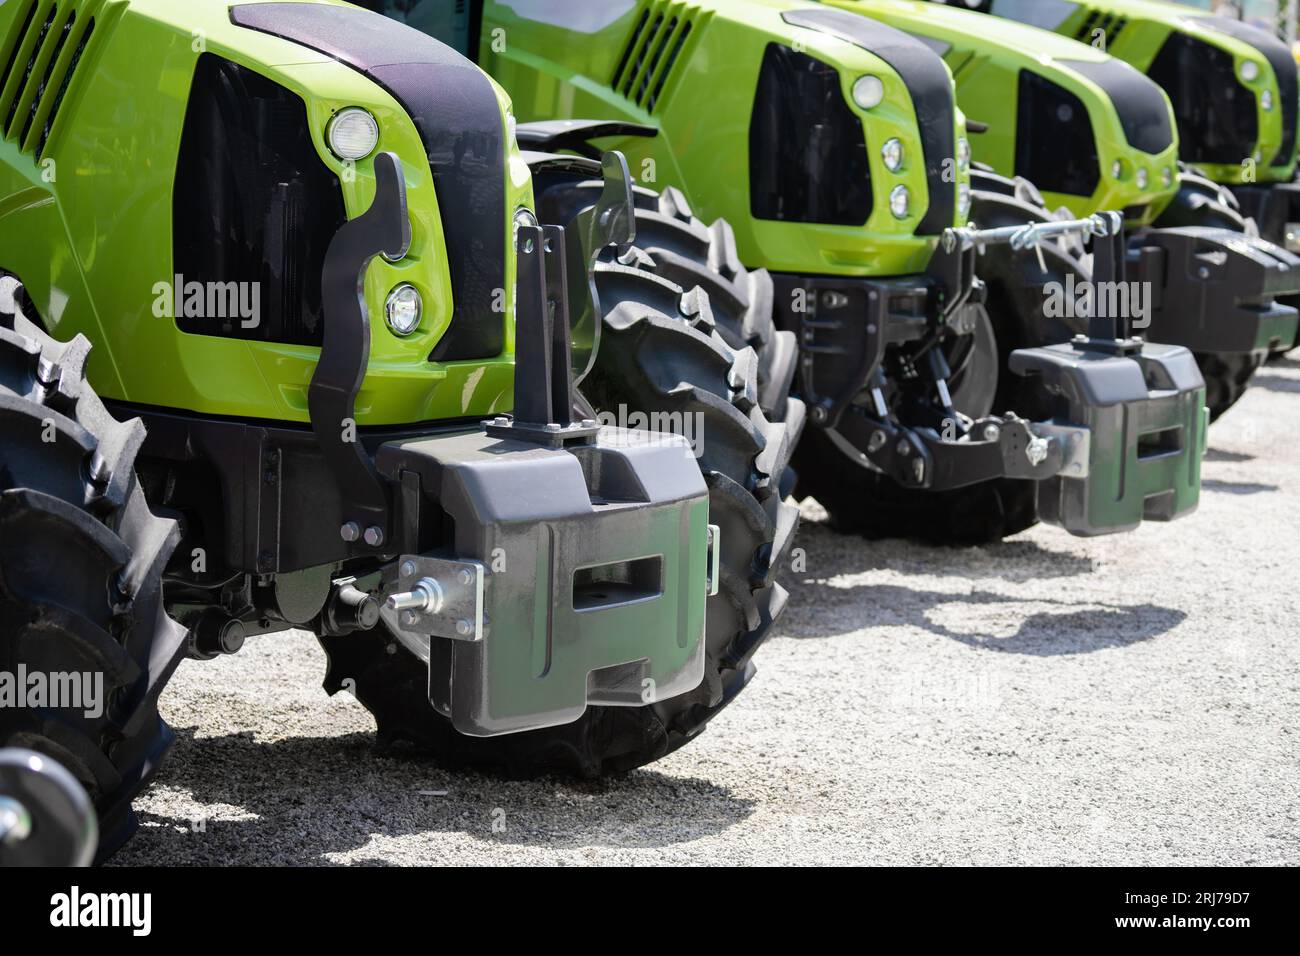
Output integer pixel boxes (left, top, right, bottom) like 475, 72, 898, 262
114, 358, 1300, 866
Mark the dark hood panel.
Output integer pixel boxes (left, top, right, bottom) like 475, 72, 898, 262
231, 2, 507, 360
1060, 57, 1174, 156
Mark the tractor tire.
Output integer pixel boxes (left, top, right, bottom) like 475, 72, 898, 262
1196, 351, 1263, 422
796, 172, 1081, 545
535, 179, 799, 422
0, 276, 186, 861
1154, 168, 1254, 233
318, 249, 804, 777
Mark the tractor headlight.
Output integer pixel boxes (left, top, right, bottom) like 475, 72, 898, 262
1136, 168, 1149, 190
957, 183, 971, 221
882, 138, 904, 172
513, 207, 539, 253
1262, 89, 1274, 111
1240, 60, 1260, 83
957, 137, 971, 171
852, 75, 885, 110
327, 107, 379, 162
1162, 167, 1174, 188
889, 184, 910, 219
385, 284, 423, 337
1112, 159, 1125, 180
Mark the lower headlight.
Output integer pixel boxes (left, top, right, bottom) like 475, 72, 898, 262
1111, 159, 1125, 180
1136, 168, 1149, 190
957, 137, 971, 171
882, 138, 905, 172
889, 184, 910, 219
1162, 167, 1174, 188
385, 284, 423, 337
513, 207, 539, 253
957, 183, 971, 221
1262, 89, 1274, 112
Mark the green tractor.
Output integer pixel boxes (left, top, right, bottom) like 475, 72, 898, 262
376, 0, 1208, 544
948, 0, 1300, 260
843, 0, 1300, 415
0, 0, 806, 863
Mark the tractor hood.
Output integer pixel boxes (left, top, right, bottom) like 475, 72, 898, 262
836, 1, 1180, 221
969, 0, 1300, 183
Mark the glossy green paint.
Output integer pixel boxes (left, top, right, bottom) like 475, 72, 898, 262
0, 0, 530, 425
831, 0, 1179, 224
483, 0, 970, 278
972, 0, 1300, 184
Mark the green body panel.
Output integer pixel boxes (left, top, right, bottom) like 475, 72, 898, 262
483, 0, 969, 277
976, 0, 1300, 184
831, 1, 1179, 223
0, 0, 530, 424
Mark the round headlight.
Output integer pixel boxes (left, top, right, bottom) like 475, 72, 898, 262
385, 284, 423, 337
1161, 167, 1174, 188
882, 138, 905, 172
957, 183, 971, 221
327, 108, 379, 162
957, 137, 971, 171
889, 184, 910, 219
1111, 159, 1125, 180
852, 75, 885, 110
1240, 60, 1260, 83
1262, 89, 1274, 111
513, 207, 540, 254
1136, 168, 1149, 190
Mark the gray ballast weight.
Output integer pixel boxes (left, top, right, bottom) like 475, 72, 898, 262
1010, 340, 1206, 536
374, 424, 712, 737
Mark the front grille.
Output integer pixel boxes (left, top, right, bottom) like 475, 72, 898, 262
1060, 58, 1173, 156
611, 1, 699, 112
1190, 16, 1298, 168
1015, 69, 1100, 197
173, 55, 346, 345
1147, 32, 1256, 166
1074, 9, 1128, 48
749, 44, 872, 226
0, 0, 101, 160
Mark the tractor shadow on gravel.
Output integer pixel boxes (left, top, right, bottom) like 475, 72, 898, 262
111, 727, 757, 866
780, 521, 1186, 656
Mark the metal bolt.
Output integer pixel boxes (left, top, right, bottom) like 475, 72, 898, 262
400, 560, 417, 578
1025, 436, 1051, 467
982, 424, 1001, 443
458, 568, 474, 585
545, 422, 562, 431
388, 577, 444, 614
340, 522, 361, 543
582, 419, 598, 428
810, 405, 828, 424
867, 431, 887, 453
456, 619, 473, 637
912, 459, 925, 483
363, 526, 384, 547
403, 611, 419, 627
896, 440, 911, 457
